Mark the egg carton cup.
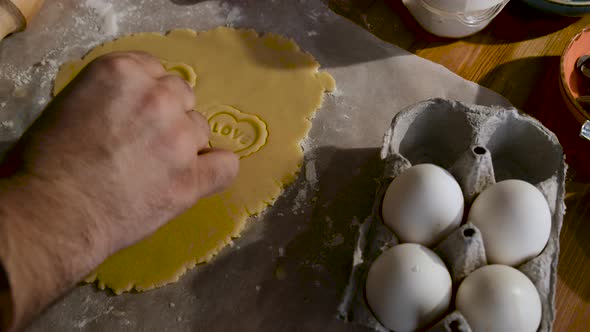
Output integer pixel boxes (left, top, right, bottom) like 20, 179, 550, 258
337, 98, 566, 332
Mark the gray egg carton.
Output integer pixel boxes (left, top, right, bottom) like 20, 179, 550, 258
337, 98, 566, 332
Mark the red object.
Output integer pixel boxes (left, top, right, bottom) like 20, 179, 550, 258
561, 26, 590, 124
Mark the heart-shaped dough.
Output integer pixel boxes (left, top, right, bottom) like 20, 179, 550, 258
200, 104, 268, 158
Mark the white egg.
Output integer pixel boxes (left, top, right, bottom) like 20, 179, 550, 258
468, 179, 551, 266
456, 264, 542, 332
381, 163, 464, 246
366, 243, 452, 332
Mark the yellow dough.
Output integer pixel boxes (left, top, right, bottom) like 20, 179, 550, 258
161, 60, 197, 87
53, 27, 335, 294
200, 104, 269, 158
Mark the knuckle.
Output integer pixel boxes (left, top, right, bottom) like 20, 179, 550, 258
191, 111, 209, 126
164, 122, 196, 156
161, 75, 183, 88
175, 131, 196, 156
189, 112, 211, 139
196, 129, 210, 145
157, 81, 178, 100
94, 54, 138, 74
160, 78, 193, 104
196, 124, 211, 142
141, 89, 171, 115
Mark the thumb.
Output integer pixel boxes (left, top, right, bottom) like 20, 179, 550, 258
193, 148, 239, 198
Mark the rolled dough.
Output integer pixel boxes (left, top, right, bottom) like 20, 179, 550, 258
53, 27, 335, 294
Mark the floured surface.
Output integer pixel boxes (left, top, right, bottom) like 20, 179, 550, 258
0, 0, 511, 331
53, 28, 335, 293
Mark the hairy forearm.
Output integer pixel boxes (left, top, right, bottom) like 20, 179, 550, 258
0, 176, 111, 331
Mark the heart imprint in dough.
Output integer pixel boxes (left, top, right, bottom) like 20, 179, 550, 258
200, 104, 268, 158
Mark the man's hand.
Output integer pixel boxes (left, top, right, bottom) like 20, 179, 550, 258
0, 52, 239, 331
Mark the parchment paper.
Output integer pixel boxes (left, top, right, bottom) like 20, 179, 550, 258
0, 0, 511, 331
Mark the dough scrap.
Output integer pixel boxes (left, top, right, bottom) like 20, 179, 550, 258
161, 60, 197, 87
53, 27, 335, 294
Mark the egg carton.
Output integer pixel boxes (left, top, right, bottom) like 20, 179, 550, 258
337, 98, 566, 332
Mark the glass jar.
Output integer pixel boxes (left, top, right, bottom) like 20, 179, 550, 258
402, 0, 510, 38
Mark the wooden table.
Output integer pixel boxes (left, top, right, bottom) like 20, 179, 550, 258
329, 1, 590, 331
